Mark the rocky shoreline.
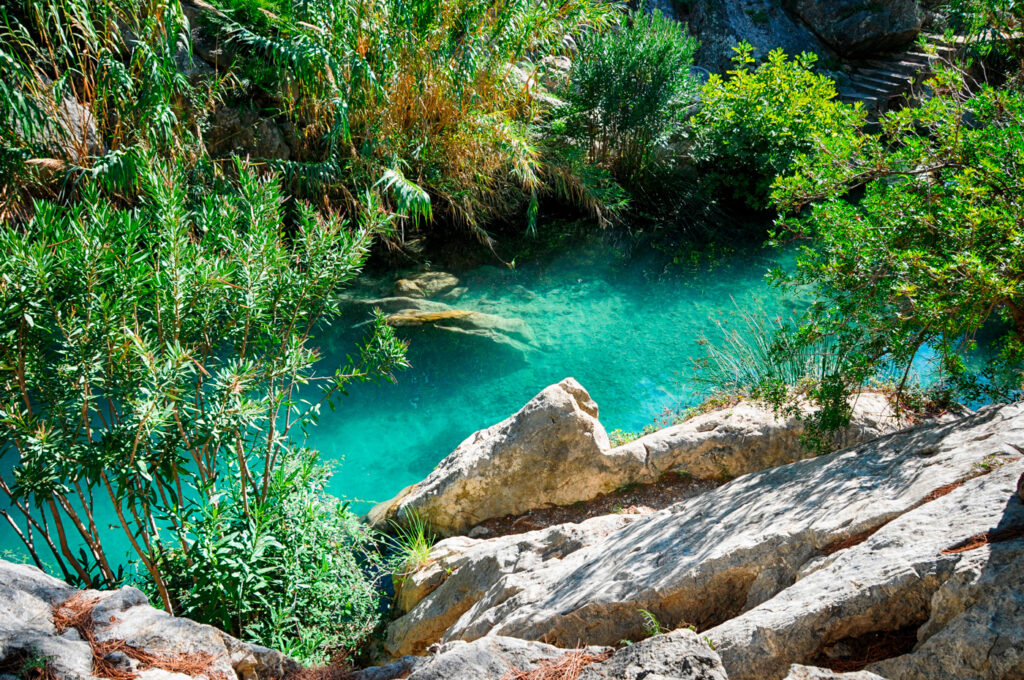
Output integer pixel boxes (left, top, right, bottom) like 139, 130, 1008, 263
5, 380, 1022, 680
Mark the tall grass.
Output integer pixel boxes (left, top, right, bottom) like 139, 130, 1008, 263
695, 304, 843, 402
0, 0, 218, 216
216, 0, 621, 240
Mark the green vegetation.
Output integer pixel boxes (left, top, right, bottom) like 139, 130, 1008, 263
763, 65, 1024, 441
390, 510, 436, 574
690, 43, 864, 210
3, 0, 1024, 664
558, 8, 699, 189
0, 165, 407, 661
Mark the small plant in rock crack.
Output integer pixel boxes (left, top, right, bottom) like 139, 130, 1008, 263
390, 510, 436, 575
639, 609, 665, 637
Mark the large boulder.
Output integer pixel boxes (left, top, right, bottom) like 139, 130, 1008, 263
369, 381, 899, 537
368, 378, 617, 536
0, 561, 297, 680
383, 402, 1024, 671
689, 0, 834, 73
786, 0, 922, 57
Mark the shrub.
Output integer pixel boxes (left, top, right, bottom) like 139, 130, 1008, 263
559, 8, 699, 187
689, 42, 864, 211
0, 162, 407, 658
158, 448, 386, 664
768, 67, 1024, 437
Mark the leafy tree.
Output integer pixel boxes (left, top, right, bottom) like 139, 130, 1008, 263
690, 43, 864, 211
768, 68, 1024, 438
0, 163, 407, 658
558, 8, 699, 187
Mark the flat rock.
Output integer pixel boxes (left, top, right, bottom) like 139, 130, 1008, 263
784, 666, 888, 680
383, 403, 1024, 665
710, 454, 1024, 680
348, 296, 537, 357
0, 561, 297, 680
352, 637, 610, 680
360, 631, 728, 680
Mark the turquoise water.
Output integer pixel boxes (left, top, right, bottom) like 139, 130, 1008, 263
310, 238, 802, 511
0, 236, 801, 562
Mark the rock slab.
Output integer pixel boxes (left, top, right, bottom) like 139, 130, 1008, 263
0, 561, 297, 680
384, 402, 1024, 673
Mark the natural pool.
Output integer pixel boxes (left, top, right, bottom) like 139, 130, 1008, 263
0, 236, 803, 560
309, 237, 804, 512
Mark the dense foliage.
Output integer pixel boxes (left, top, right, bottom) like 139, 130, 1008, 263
558, 9, 698, 188
0, 165, 406, 659
763, 67, 1024, 440
690, 43, 864, 211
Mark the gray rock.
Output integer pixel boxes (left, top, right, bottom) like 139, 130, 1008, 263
786, 0, 922, 57
370, 382, 898, 542
710, 455, 1024, 680
784, 667, 889, 680
384, 403, 1024, 665
0, 561, 297, 680
578, 630, 728, 680
1017, 470, 1023, 502
57, 98, 101, 163
690, 0, 835, 73
369, 378, 612, 536
353, 637, 610, 680
386, 514, 635, 656
206, 106, 294, 160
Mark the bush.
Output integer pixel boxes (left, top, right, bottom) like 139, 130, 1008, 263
689, 42, 864, 211
559, 8, 699, 187
767, 67, 1024, 437
0, 162, 407, 659
159, 448, 386, 664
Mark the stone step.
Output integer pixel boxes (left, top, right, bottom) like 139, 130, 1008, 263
838, 88, 887, 107
861, 58, 933, 75
852, 68, 915, 87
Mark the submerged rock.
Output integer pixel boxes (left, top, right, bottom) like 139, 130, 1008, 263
369, 380, 899, 539
392, 272, 460, 299
0, 561, 297, 680
383, 402, 1024, 671
347, 296, 537, 358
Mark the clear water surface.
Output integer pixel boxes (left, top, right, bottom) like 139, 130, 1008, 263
310, 238, 802, 512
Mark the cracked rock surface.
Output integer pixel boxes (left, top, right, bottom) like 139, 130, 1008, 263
385, 402, 1024, 676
